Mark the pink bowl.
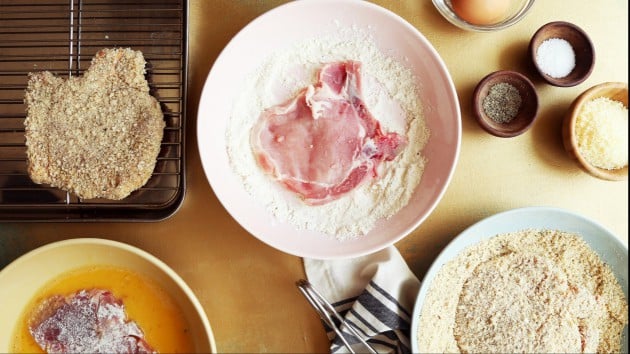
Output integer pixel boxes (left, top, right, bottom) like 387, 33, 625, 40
197, 0, 461, 259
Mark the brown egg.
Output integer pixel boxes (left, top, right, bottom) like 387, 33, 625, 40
451, 0, 511, 26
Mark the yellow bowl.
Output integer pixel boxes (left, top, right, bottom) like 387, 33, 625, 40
0, 238, 216, 353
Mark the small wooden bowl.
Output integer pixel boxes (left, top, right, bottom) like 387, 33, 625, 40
529, 21, 595, 87
473, 70, 539, 138
562, 82, 628, 181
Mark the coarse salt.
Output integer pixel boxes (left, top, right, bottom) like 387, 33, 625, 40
536, 38, 576, 78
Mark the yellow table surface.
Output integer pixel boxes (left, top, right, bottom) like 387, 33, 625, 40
1, 1, 627, 352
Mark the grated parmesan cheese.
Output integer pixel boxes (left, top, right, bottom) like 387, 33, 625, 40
575, 97, 628, 170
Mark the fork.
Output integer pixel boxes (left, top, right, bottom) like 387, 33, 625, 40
296, 279, 378, 354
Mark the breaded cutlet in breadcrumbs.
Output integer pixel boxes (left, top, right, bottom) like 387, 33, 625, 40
24, 48, 165, 200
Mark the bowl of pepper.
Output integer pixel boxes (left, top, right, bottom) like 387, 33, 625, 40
473, 70, 539, 138
529, 21, 595, 87
563, 82, 628, 181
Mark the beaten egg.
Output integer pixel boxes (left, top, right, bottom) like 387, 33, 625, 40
450, 0, 511, 26
11, 265, 195, 353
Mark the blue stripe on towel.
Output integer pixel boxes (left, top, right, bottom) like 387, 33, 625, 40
357, 290, 410, 331
332, 296, 358, 308
327, 284, 413, 354
348, 307, 379, 333
369, 280, 412, 318
367, 338, 398, 351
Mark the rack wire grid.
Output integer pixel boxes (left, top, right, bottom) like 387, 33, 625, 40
0, 0, 187, 221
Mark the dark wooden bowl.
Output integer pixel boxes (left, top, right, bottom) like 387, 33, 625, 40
529, 21, 595, 87
562, 82, 628, 181
473, 70, 539, 138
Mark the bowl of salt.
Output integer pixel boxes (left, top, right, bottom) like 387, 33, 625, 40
529, 21, 595, 87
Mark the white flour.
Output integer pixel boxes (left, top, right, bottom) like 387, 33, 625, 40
226, 25, 429, 239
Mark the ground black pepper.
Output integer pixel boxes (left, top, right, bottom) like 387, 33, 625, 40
482, 82, 522, 123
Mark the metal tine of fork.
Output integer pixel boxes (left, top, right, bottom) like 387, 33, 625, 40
301, 280, 377, 353
296, 279, 378, 354
296, 283, 356, 353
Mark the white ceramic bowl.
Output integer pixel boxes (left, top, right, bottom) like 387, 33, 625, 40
0, 238, 216, 353
197, 0, 460, 259
410, 206, 628, 352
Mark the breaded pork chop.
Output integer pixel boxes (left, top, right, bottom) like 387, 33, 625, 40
24, 48, 164, 200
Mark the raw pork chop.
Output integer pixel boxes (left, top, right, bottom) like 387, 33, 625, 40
251, 61, 406, 205
29, 289, 155, 354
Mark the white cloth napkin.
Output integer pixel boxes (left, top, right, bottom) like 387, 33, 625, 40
303, 246, 420, 354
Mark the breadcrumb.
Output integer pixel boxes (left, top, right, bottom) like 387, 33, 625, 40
416, 229, 628, 353
24, 48, 164, 200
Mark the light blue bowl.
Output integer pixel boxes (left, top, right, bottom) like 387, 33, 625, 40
411, 206, 628, 352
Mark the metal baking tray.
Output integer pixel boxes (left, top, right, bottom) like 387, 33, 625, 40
0, 0, 187, 221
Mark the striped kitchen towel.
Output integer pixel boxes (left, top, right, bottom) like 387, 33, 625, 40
303, 246, 420, 354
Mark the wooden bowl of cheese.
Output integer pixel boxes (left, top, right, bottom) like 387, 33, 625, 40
563, 82, 628, 181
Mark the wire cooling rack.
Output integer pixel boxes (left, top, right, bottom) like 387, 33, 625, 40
0, 0, 187, 221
